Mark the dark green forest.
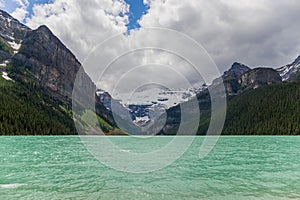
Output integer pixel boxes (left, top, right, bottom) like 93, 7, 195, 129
0, 63, 119, 135
0, 65, 77, 135
222, 82, 300, 135
1, 61, 300, 135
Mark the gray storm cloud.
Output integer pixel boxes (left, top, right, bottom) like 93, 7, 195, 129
23, 0, 300, 93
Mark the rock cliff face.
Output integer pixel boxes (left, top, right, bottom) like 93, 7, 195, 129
12, 25, 95, 105
239, 68, 282, 89
0, 10, 116, 132
0, 10, 97, 106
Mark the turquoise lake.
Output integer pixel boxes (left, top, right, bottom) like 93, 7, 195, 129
1, 136, 300, 199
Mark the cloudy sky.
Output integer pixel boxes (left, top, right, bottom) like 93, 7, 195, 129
2, 0, 300, 93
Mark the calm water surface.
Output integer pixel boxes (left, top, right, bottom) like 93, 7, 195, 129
1, 136, 300, 200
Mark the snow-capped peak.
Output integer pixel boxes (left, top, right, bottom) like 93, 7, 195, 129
96, 86, 205, 128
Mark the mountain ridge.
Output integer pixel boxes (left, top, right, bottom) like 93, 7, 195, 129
277, 55, 300, 81
0, 9, 299, 135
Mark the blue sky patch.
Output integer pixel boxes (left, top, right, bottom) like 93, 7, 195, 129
124, 0, 149, 30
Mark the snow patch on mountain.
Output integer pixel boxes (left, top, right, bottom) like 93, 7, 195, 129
0, 60, 9, 67
8, 40, 22, 54
133, 116, 151, 126
1, 71, 13, 81
121, 86, 204, 109
277, 56, 300, 81
96, 85, 205, 127
0, 60, 13, 81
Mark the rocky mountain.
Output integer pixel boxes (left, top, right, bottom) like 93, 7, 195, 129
12, 25, 94, 105
0, 9, 299, 135
159, 58, 300, 135
214, 63, 282, 95
0, 10, 84, 105
223, 62, 251, 79
95, 56, 299, 135
0, 10, 116, 135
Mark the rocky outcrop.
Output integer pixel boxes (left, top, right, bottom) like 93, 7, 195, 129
222, 62, 251, 95
239, 68, 282, 89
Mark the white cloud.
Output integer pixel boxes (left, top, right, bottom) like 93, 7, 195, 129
0, 0, 5, 9
140, 0, 300, 70
11, 7, 28, 21
13, 0, 29, 7
11, 0, 29, 21
25, 0, 129, 61
143, 0, 151, 6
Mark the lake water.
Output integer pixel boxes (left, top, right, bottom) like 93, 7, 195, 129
1, 136, 300, 199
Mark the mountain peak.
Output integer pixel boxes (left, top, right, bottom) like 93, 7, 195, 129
28, 24, 79, 64
231, 62, 250, 70
34, 25, 56, 39
37, 25, 52, 33
0, 9, 14, 20
223, 62, 251, 79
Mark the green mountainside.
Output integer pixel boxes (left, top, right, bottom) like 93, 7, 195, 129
223, 81, 300, 135
0, 62, 117, 135
0, 64, 76, 135
223, 82, 300, 135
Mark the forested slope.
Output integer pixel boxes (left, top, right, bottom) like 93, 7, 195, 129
222, 82, 300, 135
